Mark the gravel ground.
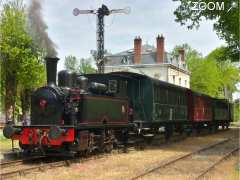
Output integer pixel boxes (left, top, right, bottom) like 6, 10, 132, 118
9, 127, 237, 180
140, 138, 239, 179
200, 152, 239, 180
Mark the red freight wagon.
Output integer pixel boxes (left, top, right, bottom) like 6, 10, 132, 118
187, 90, 213, 122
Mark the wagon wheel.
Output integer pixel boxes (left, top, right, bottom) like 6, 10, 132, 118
105, 143, 113, 153
226, 123, 230, 129
135, 135, 145, 151
208, 124, 214, 134
222, 125, 225, 130
214, 124, 219, 132
165, 125, 173, 141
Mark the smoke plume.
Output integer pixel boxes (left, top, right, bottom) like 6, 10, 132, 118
28, 0, 57, 57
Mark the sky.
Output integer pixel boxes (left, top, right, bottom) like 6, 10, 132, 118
38, 0, 239, 99
33, 0, 226, 70
2, 0, 239, 99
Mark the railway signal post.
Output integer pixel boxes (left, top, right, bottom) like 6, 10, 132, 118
73, 4, 130, 73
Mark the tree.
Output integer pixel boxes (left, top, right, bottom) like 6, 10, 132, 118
190, 58, 223, 97
171, 43, 202, 64
0, 0, 45, 122
207, 48, 240, 99
171, 44, 240, 99
64, 55, 78, 72
0, 0, 29, 121
79, 58, 96, 74
173, 0, 239, 61
64, 55, 96, 74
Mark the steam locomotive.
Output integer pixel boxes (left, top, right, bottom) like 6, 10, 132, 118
3, 57, 233, 155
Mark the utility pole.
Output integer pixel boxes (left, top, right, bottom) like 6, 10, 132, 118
73, 4, 130, 73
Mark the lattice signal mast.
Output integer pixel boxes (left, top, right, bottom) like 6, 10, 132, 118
73, 4, 130, 73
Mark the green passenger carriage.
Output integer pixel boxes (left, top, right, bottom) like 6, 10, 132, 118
84, 72, 189, 137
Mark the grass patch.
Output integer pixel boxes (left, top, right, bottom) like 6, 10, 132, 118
0, 130, 19, 152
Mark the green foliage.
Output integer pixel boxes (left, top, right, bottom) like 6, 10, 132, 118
0, 0, 46, 86
171, 43, 202, 64
79, 58, 96, 74
206, 47, 240, 98
0, 0, 46, 119
190, 58, 223, 97
64, 55, 78, 73
173, 0, 239, 61
64, 55, 96, 74
171, 44, 240, 99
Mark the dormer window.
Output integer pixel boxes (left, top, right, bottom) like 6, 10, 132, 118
121, 56, 128, 64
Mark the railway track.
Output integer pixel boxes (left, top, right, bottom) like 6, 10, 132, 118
0, 129, 236, 179
0, 156, 46, 168
0, 159, 70, 179
131, 137, 239, 180
195, 147, 239, 179
0, 151, 113, 179
0, 132, 190, 179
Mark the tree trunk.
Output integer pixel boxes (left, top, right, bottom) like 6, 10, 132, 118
5, 73, 17, 123
20, 89, 31, 124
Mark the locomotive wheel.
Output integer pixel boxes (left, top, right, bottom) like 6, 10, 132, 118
19, 142, 29, 150
105, 143, 113, 153
186, 129, 191, 136
165, 125, 173, 141
196, 125, 201, 134
208, 125, 214, 134
214, 124, 219, 132
136, 140, 145, 151
106, 145, 113, 153
176, 125, 184, 135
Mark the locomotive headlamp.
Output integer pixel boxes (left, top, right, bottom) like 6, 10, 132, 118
48, 126, 64, 140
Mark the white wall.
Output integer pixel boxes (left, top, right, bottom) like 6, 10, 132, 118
105, 64, 190, 88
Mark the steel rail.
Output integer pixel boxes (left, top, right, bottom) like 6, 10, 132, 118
131, 137, 234, 180
0, 160, 69, 179
195, 147, 239, 179
0, 152, 108, 179
0, 156, 45, 168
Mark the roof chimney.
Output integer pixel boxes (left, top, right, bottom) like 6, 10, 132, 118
156, 35, 165, 63
134, 36, 142, 64
178, 48, 185, 62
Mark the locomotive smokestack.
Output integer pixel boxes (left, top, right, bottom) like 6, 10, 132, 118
45, 57, 59, 86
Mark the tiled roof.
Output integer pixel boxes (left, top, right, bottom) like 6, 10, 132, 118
105, 44, 183, 69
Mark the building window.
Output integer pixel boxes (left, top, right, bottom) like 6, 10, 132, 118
179, 78, 181, 85
185, 80, 187, 87
173, 76, 175, 84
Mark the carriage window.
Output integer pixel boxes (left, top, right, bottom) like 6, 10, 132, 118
118, 80, 127, 96
108, 80, 118, 93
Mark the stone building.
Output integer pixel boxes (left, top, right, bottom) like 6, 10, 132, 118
105, 35, 190, 88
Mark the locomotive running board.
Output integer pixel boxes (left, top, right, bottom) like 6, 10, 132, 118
76, 123, 134, 130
